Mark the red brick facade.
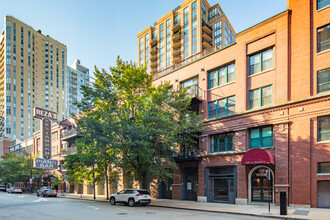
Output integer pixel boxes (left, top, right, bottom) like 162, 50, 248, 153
153, 0, 330, 207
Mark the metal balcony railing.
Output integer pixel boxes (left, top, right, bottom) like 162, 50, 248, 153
184, 84, 204, 100
172, 146, 202, 162
61, 129, 80, 140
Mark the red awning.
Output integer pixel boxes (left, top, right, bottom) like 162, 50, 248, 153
241, 148, 274, 165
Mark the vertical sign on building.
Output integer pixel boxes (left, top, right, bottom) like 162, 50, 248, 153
42, 118, 52, 159
33, 107, 58, 160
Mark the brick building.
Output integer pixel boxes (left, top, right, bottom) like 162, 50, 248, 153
150, 0, 330, 208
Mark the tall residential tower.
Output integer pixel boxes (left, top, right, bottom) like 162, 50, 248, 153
0, 16, 67, 141
137, 0, 236, 77
65, 59, 92, 119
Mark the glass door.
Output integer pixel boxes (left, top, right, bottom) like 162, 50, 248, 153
208, 178, 235, 203
214, 179, 229, 201
251, 168, 273, 202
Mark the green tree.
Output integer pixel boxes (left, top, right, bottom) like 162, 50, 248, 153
63, 153, 88, 188
69, 57, 203, 191
0, 153, 42, 187
105, 58, 203, 189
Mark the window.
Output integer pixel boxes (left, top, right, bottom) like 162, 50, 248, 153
317, 0, 330, 10
208, 96, 235, 119
208, 63, 235, 89
214, 21, 222, 49
210, 132, 234, 153
317, 68, 330, 93
249, 126, 273, 148
249, 85, 272, 109
202, 2, 206, 21
318, 115, 330, 142
317, 162, 330, 174
317, 24, 330, 52
249, 48, 273, 75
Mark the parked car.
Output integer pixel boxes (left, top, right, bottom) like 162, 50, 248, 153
36, 187, 57, 197
0, 185, 6, 192
7, 187, 22, 194
109, 189, 151, 207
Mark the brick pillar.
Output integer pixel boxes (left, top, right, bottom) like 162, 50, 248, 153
274, 123, 289, 205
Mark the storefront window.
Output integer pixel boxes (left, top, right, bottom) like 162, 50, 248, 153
206, 166, 236, 203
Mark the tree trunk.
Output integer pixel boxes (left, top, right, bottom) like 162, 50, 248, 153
105, 165, 109, 200
141, 173, 149, 190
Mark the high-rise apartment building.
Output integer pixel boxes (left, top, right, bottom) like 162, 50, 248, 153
0, 16, 67, 141
137, 0, 235, 76
65, 59, 92, 119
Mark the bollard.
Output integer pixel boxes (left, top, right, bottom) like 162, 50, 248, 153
280, 191, 287, 215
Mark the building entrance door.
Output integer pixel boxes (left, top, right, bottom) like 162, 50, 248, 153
208, 178, 235, 203
206, 166, 236, 204
318, 181, 330, 208
158, 179, 173, 199
182, 167, 197, 201
251, 168, 273, 202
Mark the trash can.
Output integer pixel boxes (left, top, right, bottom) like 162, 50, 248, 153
280, 191, 287, 215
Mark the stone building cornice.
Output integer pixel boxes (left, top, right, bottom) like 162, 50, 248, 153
204, 93, 330, 127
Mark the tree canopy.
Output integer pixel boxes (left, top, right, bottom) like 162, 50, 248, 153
65, 57, 203, 190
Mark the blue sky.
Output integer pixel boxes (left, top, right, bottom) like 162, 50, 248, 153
0, 0, 286, 75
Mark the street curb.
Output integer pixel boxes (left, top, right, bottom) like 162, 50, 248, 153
149, 204, 308, 220
58, 196, 308, 220
59, 195, 109, 203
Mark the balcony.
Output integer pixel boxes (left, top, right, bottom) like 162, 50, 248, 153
150, 53, 158, 61
185, 84, 204, 101
172, 47, 181, 57
61, 129, 82, 141
150, 60, 158, 68
172, 31, 181, 41
150, 45, 158, 54
150, 37, 158, 46
150, 67, 158, 74
202, 31, 213, 42
172, 39, 181, 49
202, 20, 213, 35
172, 22, 181, 33
153, 45, 218, 79
60, 146, 78, 156
202, 39, 212, 48
173, 55, 181, 63
172, 146, 202, 163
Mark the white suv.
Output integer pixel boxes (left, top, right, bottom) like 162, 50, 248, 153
109, 189, 151, 207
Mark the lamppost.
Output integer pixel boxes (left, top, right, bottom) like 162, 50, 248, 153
25, 152, 33, 193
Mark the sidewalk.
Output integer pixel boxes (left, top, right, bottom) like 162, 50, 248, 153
59, 193, 329, 220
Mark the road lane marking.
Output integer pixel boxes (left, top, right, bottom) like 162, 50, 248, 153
33, 198, 48, 202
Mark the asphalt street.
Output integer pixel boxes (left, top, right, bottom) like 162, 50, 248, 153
0, 192, 274, 220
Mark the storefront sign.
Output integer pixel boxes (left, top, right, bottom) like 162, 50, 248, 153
34, 107, 58, 121
42, 118, 52, 160
34, 158, 58, 169
34, 107, 58, 160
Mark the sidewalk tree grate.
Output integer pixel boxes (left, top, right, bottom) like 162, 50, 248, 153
293, 210, 310, 216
